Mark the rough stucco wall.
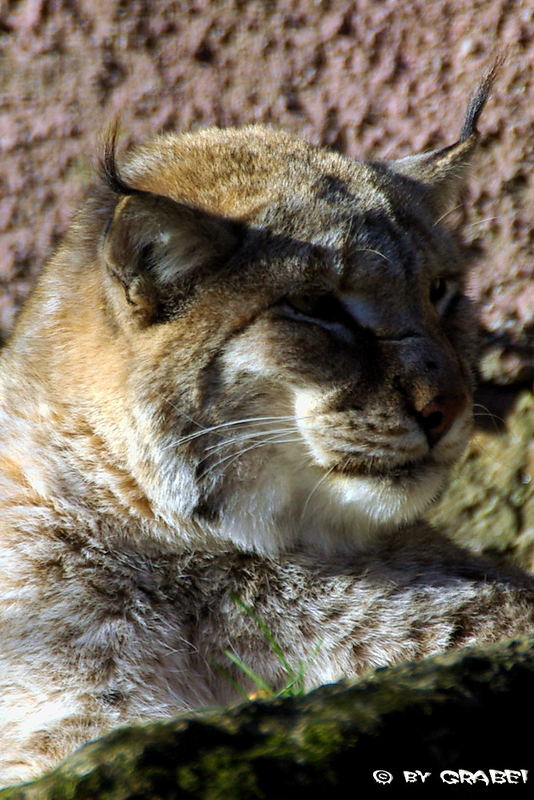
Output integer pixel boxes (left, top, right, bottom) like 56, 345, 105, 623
0, 0, 533, 380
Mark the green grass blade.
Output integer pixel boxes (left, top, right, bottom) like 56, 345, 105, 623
223, 650, 274, 696
229, 592, 296, 677
211, 659, 251, 701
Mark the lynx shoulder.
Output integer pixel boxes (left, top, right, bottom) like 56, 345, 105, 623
1, 65, 533, 785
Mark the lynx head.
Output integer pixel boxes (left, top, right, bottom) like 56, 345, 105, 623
24, 68, 497, 555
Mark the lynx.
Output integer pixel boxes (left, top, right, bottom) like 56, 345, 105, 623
1, 65, 533, 785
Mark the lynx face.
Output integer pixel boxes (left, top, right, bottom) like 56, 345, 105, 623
75, 119, 478, 556
218, 184, 473, 544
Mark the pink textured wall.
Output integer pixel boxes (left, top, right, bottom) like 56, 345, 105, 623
0, 0, 532, 382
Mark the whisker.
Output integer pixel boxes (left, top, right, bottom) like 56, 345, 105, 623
473, 403, 505, 434
204, 426, 302, 454
161, 398, 207, 430
470, 410, 521, 469
177, 410, 207, 431
355, 247, 391, 263
473, 411, 504, 422
433, 203, 463, 226
464, 215, 505, 231
473, 402, 505, 424
198, 436, 303, 482
300, 463, 337, 523
199, 431, 302, 468
162, 416, 304, 451
465, 435, 523, 473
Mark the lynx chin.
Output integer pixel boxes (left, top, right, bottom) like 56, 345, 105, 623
1, 64, 533, 786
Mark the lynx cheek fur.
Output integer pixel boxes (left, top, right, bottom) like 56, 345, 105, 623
1, 67, 533, 785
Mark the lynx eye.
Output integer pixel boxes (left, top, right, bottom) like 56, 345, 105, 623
284, 294, 340, 323
430, 277, 459, 314
281, 293, 360, 341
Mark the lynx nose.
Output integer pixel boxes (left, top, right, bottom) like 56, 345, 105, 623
418, 393, 468, 445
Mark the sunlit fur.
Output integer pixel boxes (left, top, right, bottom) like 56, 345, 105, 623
1, 71, 533, 786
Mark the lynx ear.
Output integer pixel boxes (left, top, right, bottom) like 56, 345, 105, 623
99, 127, 241, 320
102, 193, 240, 313
390, 60, 501, 217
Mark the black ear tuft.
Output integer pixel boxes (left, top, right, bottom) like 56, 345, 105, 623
460, 52, 505, 142
99, 121, 143, 197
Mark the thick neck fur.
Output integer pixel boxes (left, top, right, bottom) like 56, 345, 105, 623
0, 255, 307, 555
0, 263, 151, 537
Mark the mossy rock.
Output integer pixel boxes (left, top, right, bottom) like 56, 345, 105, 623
2, 636, 533, 799
428, 389, 534, 569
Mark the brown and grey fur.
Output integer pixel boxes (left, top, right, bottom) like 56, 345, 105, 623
1, 64, 533, 785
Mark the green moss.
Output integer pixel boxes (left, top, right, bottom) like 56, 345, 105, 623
176, 749, 261, 799
428, 389, 534, 564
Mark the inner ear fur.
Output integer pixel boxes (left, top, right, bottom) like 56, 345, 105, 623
391, 137, 477, 217
101, 192, 241, 319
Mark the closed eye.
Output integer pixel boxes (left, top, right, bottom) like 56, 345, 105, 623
430, 277, 460, 314
281, 294, 362, 339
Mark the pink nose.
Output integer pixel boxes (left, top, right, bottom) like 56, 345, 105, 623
418, 393, 468, 445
